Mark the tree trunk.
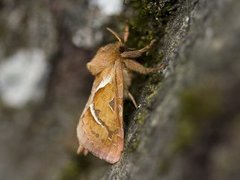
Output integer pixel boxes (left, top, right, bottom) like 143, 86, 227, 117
102, 0, 240, 179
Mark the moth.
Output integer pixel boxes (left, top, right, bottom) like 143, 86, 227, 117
77, 26, 166, 164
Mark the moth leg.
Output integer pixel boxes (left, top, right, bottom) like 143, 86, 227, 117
121, 39, 156, 58
77, 145, 89, 156
128, 91, 138, 109
83, 149, 88, 155
124, 59, 166, 74
123, 24, 129, 43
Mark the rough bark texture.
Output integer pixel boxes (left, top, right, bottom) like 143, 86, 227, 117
0, 0, 240, 180
102, 0, 240, 179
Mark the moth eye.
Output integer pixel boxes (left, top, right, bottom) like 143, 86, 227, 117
119, 46, 125, 52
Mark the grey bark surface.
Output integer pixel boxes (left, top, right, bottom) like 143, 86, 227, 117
102, 0, 240, 180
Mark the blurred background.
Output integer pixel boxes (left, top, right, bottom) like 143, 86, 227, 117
0, 0, 125, 179
1, 0, 240, 180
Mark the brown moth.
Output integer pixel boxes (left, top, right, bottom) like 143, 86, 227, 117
77, 26, 166, 164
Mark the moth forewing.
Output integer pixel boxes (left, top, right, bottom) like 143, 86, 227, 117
77, 62, 124, 164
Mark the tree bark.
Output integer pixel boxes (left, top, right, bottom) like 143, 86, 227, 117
102, 0, 240, 179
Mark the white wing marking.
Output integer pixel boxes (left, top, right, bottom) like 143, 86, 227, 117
89, 104, 104, 127
95, 75, 112, 92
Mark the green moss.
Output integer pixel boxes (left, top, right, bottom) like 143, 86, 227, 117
135, 109, 148, 125
145, 74, 164, 101
128, 135, 141, 152
127, 0, 179, 47
172, 84, 223, 152
126, 0, 179, 105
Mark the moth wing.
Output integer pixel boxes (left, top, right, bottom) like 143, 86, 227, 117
77, 61, 124, 164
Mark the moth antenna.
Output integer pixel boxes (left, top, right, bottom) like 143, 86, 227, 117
123, 24, 129, 43
106, 27, 124, 45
